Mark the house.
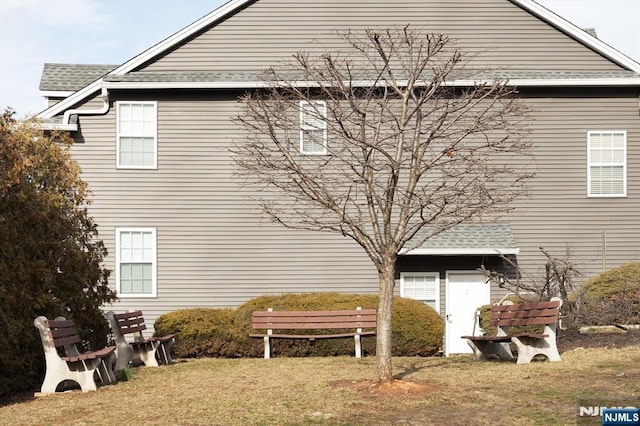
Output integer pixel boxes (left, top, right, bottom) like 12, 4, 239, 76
37, 0, 639, 356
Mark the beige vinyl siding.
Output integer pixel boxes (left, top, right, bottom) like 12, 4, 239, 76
508, 90, 640, 280
141, 0, 624, 73
70, 88, 639, 329
72, 92, 379, 330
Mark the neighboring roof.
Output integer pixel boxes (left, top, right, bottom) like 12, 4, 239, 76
39, 63, 117, 92
402, 224, 519, 256
38, 0, 640, 120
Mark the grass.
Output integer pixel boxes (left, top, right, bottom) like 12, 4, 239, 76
1, 347, 639, 425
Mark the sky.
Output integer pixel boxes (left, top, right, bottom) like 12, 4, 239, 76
1, 0, 639, 118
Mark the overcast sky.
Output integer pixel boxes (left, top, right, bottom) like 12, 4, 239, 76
1, 0, 639, 118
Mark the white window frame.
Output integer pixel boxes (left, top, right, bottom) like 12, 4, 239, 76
116, 101, 158, 169
400, 272, 440, 312
299, 100, 327, 155
587, 130, 627, 197
115, 227, 157, 298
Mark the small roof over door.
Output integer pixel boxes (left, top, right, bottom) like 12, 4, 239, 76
402, 224, 519, 256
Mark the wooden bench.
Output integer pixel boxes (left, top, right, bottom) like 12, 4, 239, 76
34, 316, 117, 394
461, 298, 562, 364
106, 310, 176, 372
250, 308, 376, 359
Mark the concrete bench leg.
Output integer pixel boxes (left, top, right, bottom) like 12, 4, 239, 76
114, 344, 135, 372
40, 362, 98, 393
137, 343, 160, 367
157, 339, 175, 365
96, 352, 117, 385
511, 336, 561, 364
263, 336, 271, 359
467, 340, 515, 361
354, 334, 362, 358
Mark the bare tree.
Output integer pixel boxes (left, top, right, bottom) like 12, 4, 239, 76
234, 26, 533, 383
482, 247, 580, 304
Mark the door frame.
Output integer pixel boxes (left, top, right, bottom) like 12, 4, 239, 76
445, 270, 490, 356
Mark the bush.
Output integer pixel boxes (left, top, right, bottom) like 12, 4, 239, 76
577, 262, 640, 325
155, 293, 444, 358
154, 308, 251, 358
0, 112, 115, 397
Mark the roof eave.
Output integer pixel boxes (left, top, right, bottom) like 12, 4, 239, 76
400, 248, 520, 256
38, 80, 102, 119
99, 78, 640, 90
40, 90, 75, 98
39, 122, 78, 131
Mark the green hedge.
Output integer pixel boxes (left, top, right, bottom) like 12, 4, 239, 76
155, 293, 444, 358
577, 262, 640, 325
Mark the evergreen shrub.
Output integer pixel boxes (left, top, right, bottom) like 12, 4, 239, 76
155, 293, 444, 358
577, 262, 640, 325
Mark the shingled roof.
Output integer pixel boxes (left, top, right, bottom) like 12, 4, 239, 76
403, 224, 519, 255
39, 63, 117, 92
100, 69, 639, 85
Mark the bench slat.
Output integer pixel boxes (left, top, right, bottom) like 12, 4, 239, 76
253, 313, 377, 321
489, 301, 560, 327
47, 320, 82, 347
62, 346, 116, 363
114, 310, 143, 320
250, 331, 376, 339
252, 309, 376, 317
252, 321, 377, 330
252, 309, 376, 330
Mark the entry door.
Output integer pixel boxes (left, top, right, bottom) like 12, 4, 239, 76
445, 272, 490, 356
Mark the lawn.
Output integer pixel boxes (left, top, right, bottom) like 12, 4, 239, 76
1, 347, 638, 425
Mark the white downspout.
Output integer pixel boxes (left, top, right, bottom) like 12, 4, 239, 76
62, 87, 110, 125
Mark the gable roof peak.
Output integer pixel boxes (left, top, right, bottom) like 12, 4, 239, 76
513, 0, 639, 73
38, 0, 640, 121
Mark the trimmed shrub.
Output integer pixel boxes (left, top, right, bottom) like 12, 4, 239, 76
577, 262, 640, 325
155, 293, 444, 358
154, 308, 251, 358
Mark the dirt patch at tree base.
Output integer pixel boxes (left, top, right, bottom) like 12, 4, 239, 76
331, 378, 439, 397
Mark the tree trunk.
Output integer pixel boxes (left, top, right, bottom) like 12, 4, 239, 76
375, 258, 396, 383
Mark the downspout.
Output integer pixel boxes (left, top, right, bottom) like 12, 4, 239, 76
62, 87, 110, 126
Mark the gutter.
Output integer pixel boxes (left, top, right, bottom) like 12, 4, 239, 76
60, 87, 110, 129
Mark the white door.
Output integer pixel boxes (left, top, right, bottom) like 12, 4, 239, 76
445, 272, 490, 356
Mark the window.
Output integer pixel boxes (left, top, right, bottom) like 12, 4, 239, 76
300, 100, 327, 154
400, 272, 440, 311
588, 131, 626, 197
117, 101, 157, 168
115, 228, 157, 297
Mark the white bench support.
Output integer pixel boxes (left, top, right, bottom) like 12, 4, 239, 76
34, 316, 116, 394
106, 310, 175, 371
511, 324, 561, 364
